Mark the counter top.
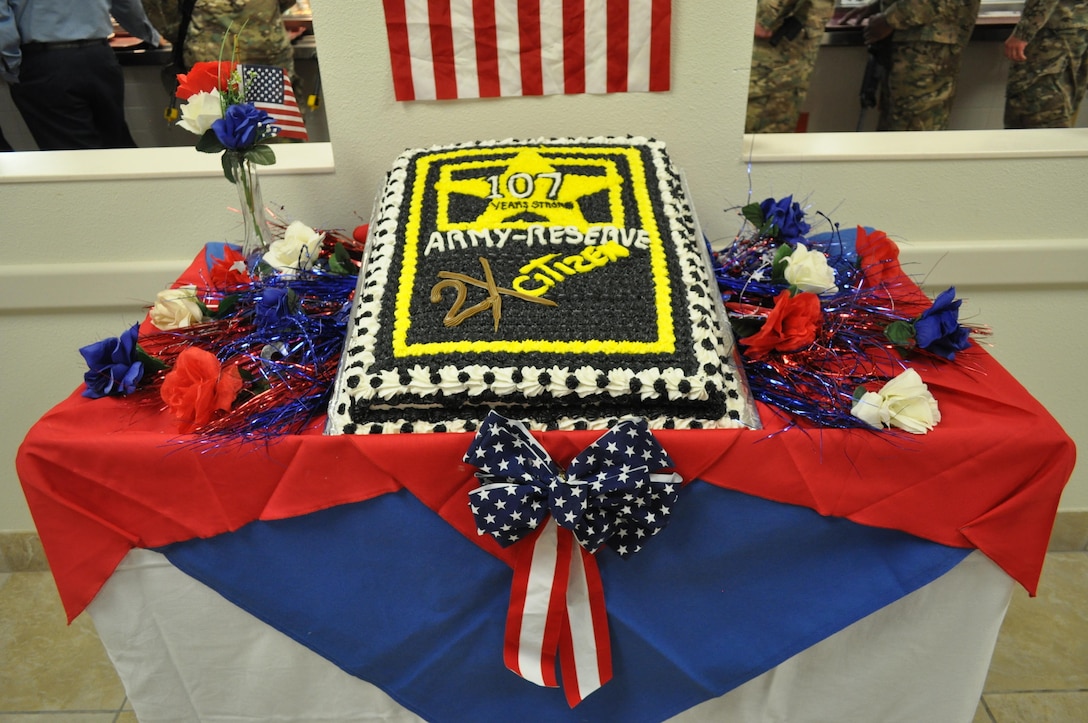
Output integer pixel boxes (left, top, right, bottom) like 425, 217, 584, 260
824, 13, 1019, 46
110, 21, 316, 66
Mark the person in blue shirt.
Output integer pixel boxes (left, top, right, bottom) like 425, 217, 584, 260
0, 0, 162, 149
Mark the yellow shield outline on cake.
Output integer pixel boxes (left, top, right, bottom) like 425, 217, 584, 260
392, 144, 676, 357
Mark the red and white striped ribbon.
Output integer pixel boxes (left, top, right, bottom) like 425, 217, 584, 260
504, 518, 612, 706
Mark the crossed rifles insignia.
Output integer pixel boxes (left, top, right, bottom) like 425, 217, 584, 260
431, 257, 557, 331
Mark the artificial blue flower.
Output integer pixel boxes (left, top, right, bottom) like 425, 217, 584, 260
255, 286, 297, 332
914, 287, 971, 360
759, 195, 811, 244
810, 228, 861, 288
79, 323, 145, 398
212, 103, 274, 150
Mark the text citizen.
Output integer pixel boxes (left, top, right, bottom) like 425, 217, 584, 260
511, 243, 630, 296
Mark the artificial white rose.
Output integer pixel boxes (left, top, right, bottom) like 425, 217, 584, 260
878, 368, 941, 434
850, 390, 886, 429
262, 220, 325, 273
177, 90, 223, 136
150, 285, 204, 330
783, 243, 838, 294
851, 368, 940, 434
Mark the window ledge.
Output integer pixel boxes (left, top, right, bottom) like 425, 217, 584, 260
0, 142, 334, 183
743, 129, 1088, 162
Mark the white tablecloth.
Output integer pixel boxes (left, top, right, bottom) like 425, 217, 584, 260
87, 549, 1012, 723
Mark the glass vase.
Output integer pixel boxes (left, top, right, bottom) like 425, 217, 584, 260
227, 154, 274, 266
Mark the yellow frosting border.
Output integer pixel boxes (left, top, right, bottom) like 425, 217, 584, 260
392, 144, 675, 358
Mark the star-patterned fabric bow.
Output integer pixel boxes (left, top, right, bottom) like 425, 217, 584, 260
465, 411, 683, 706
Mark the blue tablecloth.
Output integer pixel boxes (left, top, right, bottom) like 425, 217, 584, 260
161, 482, 969, 722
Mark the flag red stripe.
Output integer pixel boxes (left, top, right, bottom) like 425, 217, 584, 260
265, 113, 304, 121
562, 0, 586, 94
270, 71, 306, 140
557, 545, 611, 706
648, 0, 671, 91
382, 0, 416, 101
518, 0, 544, 96
558, 619, 582, 707
473, 0, 501, 97
606, 0, 629, 93
428, 0, 458, 100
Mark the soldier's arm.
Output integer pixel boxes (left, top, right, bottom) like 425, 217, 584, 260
140, 0, 182, 44
145, 0, 183, 43
1011, 0, 1061, 44
755, 0, 804, 34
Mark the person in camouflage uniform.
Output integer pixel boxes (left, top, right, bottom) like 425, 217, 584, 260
843, 0, 980, 131
746, 0, 837, 133
143, 0, 295, 78
1004, 0, 1088, 127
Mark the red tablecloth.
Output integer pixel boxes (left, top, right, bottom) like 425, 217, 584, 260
16, 252, 1076, 622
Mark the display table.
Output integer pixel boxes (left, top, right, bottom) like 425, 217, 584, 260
87, 548, 1013, 723
16, 247, 1075, 721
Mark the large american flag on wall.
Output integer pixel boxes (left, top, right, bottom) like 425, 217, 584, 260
382, 0, 672, 101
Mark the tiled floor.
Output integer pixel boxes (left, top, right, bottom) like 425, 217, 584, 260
1, 553, 1085, 722
0, 570, 135, 722
974, 551, 1088, 723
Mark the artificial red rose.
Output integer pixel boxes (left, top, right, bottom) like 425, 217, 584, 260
740, 290, 822, 359
209, 244, 251, 288
175, 61, 236, 100
855, 226, 903, 290
160, 347, 243, 433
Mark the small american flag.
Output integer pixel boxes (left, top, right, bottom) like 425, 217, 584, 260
382, 0, 672, 101
240, 64, 308, 141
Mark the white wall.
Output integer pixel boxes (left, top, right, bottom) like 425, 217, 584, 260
0, 2, 1084, 533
